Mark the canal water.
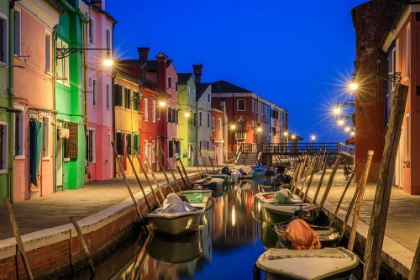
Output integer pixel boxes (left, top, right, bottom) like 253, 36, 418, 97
87, 178, 356, 280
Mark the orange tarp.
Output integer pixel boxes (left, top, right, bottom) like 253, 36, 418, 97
282, 219, 321, 250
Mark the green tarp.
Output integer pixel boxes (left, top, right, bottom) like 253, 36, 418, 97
30, 120, 43, 187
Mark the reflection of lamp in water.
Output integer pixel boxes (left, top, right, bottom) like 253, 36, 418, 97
231, 205, 236, 227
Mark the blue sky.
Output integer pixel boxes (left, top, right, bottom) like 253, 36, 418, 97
106, 0, 367, 143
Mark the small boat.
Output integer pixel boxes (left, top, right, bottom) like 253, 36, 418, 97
252, 191, 316, 224
192, 177, 224, 193
146, 193, 204, 235
274, 220, 340, 249
147, 230, 203, 264
252, 165, 267, 177
256, 247, 359, 280
179, 189, 213, 209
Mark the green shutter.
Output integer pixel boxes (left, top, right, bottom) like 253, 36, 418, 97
134, 134, 139, 153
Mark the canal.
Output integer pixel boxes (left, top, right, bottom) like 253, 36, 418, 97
83, 178, 355, 280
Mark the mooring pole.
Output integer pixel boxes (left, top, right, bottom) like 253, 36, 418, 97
152, 147, 175, 193
144, 154, 165, 200
127, 155, 152, 212
159, 146, 182, 192
134, 150, 162, 206
70, 217, 96, 277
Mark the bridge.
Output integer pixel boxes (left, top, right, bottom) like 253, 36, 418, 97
234, 142, 355, 166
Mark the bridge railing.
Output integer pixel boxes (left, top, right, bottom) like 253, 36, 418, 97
240, 142, 354, 156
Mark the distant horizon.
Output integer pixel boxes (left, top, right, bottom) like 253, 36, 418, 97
107, 0, 365, 144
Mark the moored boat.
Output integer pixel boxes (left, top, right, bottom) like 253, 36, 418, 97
256, 247, 359, 280
179, 189, 213, 209
146, 193, 204, 235
192, 177, 224, 193
252, 165, 267, 177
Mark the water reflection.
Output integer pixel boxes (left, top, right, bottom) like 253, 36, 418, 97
114, 180, 265, 279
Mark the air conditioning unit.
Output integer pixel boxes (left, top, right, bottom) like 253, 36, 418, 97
58, 128, 69, 139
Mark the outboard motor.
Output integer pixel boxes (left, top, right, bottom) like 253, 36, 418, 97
222, 166, 231, 175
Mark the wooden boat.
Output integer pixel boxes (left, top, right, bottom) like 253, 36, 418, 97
192, 177, 224, 193
147, 230, 203, 264
256, 247, 359, 280
252, 191, 316, 224
146, 193, 204, 235
274, 220, 340, 249
179, 189, 213, 209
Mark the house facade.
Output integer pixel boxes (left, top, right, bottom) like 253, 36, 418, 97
381, 2, 420, 195
196, 83, 212, 166
211, 108, 224, 165
177, 73, 197, 167
12, 0, 61, 202
84, 0, 116, 181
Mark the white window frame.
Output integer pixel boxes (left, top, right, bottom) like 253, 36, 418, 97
87, 129, 96, 163
212, 117, 215, 131
151, 141, 155, 164
144, 98, 148, 121
14, 7, 21, 56
218, 118, 221, 132
152, 100, 156, 122
237, 99, 246, 111
0, 13, 8, 64
0, 121, 8, 173
143, 140, 148, 164
14, 106, 24, 158
42, 116, 50, 159
92, 79, 97, 107
45, 30, 52, 73
56, 39, 69, 87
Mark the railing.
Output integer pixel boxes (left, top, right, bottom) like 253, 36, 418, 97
239, 142, 355, 156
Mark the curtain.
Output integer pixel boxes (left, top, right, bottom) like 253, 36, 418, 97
30, 120, 44, 188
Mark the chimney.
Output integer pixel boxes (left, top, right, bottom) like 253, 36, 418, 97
193, 64, 203, 84
91, 0, 104, 10
138, 47, 150, 62
156, 52, 168, 92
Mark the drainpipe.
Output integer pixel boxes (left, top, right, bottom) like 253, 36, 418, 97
8, 1, 17, 203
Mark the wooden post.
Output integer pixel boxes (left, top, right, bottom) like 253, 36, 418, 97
159, 146, 182, 192
363, 84, 408, 280
408, 237, 420, 280
209, 156, 216, 173
111, 141, 143, 220
144, 154, 165, 201
177, 156, 191, 186
70, 217, 96, 277
313, 152, 329, 205
4, 198, 34, 280
177, 165, 188, 189
134, 150, 162, 206
290, 162, 302, 194
298, 155, 313, 198
126, 155, 152, 212
152, 146, 175, 193
197, 147, 209, 173
330, 164, 357, 227
303, 156, 318, 202
316, 155, 341, 213
348, 150, 373, 251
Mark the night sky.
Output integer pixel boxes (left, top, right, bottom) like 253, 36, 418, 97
106, 0, 367, 143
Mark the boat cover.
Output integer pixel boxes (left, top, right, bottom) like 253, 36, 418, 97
153, 193, 199, 215
282, 219, 321, 250
273, 189, 293, 204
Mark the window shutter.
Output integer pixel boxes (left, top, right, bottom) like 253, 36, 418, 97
66, 122, 78, 159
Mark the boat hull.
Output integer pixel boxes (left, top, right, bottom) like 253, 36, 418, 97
146, 210, 203, 235
256, 247, 359, 280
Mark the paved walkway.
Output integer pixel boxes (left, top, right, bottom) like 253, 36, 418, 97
0, 165, 418, 277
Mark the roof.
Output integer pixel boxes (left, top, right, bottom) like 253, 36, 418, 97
117, 59, 173, 71
114, 70, 142, 85
196, 83, 211, 100
178, 73, 193, 84
210, 80, 252, 93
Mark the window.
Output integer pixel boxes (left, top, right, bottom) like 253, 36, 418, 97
193, 90, 196, 99
56, 39, 69, 87
175, 81, 178, 92
0, 15, 8, 64
208, 93, 210, 102
199, 112, 202, 126
189, 113, 197, 126
114, 84, 122, 106
169, 140, 174, 158
144, 98, 148, 121
157, 104, 161, 120
43, 116, 50, 158
218, 118, 221, 132
237, 99, 245, 111
134, 134, 139, 154
106, 29, 111, 50
188, 87, 190, 98
0, 122, 8, 172
106, 84, 110, 109
92, 79, 97, 106
126, 134, 132, 155
45, 32, 51, 72
116, 132, 122, 155
133, 91, 139, 111
14, 8, 21, 56
168, 76, 172, 88
64, 122, 78, 159
212, 117, 215, 131
208, 113, 210, 127
143, 140, 148, 162
86, 129, 96, 163
152, 101, 156, 122
406, 23, 411, 78
89, 18, 94, 44
124, 87, 131, 109
14, 107, 24, 157
151, 141, 155, 163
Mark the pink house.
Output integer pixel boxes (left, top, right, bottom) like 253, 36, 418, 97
12, 1, 62, 201
84, 0, 116, 181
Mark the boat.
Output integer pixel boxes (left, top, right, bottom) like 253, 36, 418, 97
252, 191, 316, 224
274, 219, 340, 249
252, 165, 267, 177
147, 230, 203, 264
192, 176, 224, 193
256, 247, 359, 280
146, 193, 204, 235
179, 189, 213, 209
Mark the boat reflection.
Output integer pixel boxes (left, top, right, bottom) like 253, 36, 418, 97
114, 180, 264, 279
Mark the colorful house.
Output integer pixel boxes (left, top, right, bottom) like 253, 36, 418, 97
196, 82, 212, 166
12, 0, 62, 202
54, 0, 87, 190
211, 108, 224, 166
177, 72, 197, 167
84, 0, 116, 181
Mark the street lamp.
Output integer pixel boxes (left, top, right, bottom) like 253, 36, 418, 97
56, 47, 113, 66
349, 72, 401, 90
311, 135, 316, 141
